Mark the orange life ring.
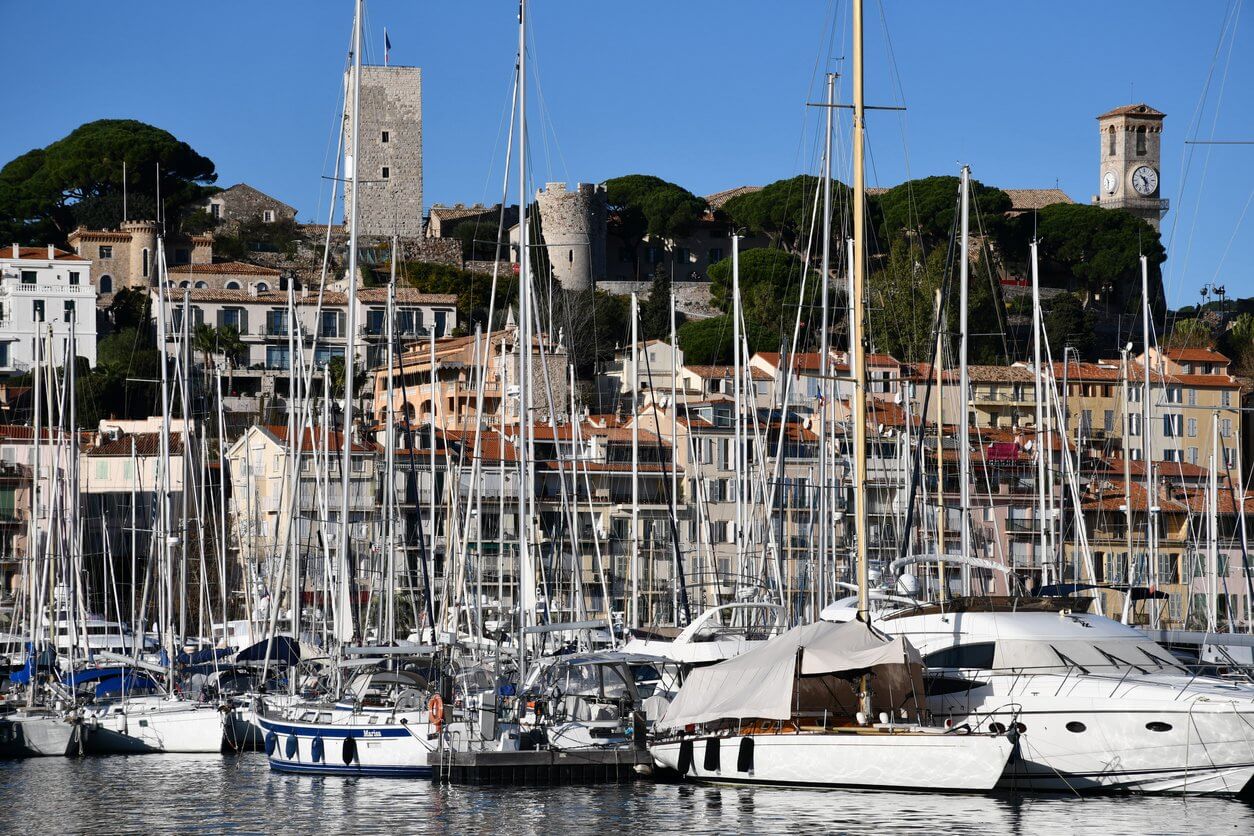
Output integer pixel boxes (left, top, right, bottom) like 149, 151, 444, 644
428, 694, 445, 731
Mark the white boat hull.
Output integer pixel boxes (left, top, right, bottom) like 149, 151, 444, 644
0, 712, 84, 757
86, 699, 225, 754
257, 707, 437, 777
651, 729, 1013, 792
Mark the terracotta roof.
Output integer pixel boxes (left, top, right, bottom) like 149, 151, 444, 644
753, 352, 826, 373
1003, 189, 1074, 212
966, 364, 1037, 383
1097, 458, 1209, 480
357, 288, 457, 305
429, 203, 496, 222
169, 261, 280, 276
1097, 103, 1165, 119
263, 425, 377, 453
2, 245, 88, 262
684, 364, 772, 380
88, 432, 184, 457
1159, 347, 1230, 363
704, 186, 761, 209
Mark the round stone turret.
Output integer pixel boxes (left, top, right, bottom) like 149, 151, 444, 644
536, 182, 606, 291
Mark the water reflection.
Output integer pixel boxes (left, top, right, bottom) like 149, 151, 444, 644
0, 754, 1250, 834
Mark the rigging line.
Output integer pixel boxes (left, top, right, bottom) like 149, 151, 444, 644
1164, 0, 1242, 297
1207, 182, 1254, 284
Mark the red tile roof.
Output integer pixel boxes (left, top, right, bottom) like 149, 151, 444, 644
1160, 347, 1229, 363
2, 245, 88, 262
169, 261, 280, 276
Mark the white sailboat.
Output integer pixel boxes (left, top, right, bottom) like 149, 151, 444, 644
648, 0, 1013, 792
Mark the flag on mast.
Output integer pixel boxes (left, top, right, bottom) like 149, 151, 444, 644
384, 28, 391, 65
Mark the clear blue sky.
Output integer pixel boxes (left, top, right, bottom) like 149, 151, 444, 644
5, 0, 1252, 306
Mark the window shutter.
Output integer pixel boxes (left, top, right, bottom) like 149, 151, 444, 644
239, 309, 249, 334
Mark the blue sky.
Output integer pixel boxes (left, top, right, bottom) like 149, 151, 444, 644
5, 1, 1252, 306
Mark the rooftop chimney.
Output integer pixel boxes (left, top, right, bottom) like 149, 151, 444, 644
10, 244, 17, 258
47, 244, 55, 259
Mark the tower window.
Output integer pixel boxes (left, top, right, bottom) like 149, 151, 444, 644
1108, 126, 1115, 156
381, 167, 390, 180
1135, 126, 1147, 156
142, 247, 150, 278
381, 131, 390, 143
99, 245, 113, 259
263, 210, 275, 223
100, 275, 113, 294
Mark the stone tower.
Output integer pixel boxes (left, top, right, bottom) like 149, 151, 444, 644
343, 65, 423, 238
536, 182, 607, 291
121, 220, 158, 289
1092, 103, 1167, 230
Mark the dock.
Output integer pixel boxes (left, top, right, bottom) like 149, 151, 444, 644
430, 747, 655, 785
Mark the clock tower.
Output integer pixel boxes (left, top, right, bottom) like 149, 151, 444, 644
1093, 103, 1167, 231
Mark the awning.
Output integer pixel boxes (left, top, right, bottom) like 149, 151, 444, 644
657, 620, 920, 730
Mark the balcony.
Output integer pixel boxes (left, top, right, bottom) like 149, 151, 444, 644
1005, 518, 1038, 534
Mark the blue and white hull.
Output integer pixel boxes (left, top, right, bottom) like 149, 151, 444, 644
257, 706, 437, 777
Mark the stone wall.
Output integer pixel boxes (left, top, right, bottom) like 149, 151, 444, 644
596, 280, 718, 319
344, 66, 423, 238
536, 182, 606, 291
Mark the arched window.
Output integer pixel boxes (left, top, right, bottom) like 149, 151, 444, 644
1135, 126, 1147, 156
142, 248, 150, 278
179, 281, 190, 289
225, 281, 241, 290
1107, 126, 1116, 156
99, 275, 113, 294
195, 281, 208, 289
255, 282, 269, 292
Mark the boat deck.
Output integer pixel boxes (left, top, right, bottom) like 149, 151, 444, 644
430, 746, 653, 785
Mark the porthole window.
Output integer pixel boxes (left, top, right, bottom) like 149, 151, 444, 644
1066, 721, 1086, 733
1146, 721, 1172, 733
1014, 722, 1027, 734
988, 722, 1007, 735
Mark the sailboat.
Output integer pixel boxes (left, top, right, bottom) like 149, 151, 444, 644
257, 0, 443, 777
647, 0, 1013, 792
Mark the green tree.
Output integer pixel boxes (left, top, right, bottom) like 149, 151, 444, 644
1165, 317, 1215, 350
92, 327, 163, 420
605, 175, 707, 278
0, 119, 217, 243
535, 288, 628, 379
637, 272, 688, 342
873, 175, 1011, 253
866, 243, 945, 363
1034, 203, 1167, 311
397, 261, 518, 331
1043, 292, 1095, 358
106, 288, 151, 332
707, 247, 816, 335
676, 314, 778, 365
721, 175, 847, 256
1221, 312, 1254, 375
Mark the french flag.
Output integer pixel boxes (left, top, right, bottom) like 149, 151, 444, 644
384, 29, 391, 65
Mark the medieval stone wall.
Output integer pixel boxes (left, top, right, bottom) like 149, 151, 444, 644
536, 182, 606, 291
343, 66, 423, 238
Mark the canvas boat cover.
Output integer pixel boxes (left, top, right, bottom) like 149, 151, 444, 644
657, 620, 922, 730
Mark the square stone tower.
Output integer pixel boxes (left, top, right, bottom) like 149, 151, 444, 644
1092, 103, 1167, 230
343, 65, 422, 238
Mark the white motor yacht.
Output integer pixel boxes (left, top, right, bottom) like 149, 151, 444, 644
823, 595, 1254, 796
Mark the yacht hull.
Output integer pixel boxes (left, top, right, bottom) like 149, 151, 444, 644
257, 711, 436, 777
86, 700, 225, 754
651, 730, 1012, 792
0, 713, 84, 757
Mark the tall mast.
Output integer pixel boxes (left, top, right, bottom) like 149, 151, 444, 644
851, 0, 868, 619
336, 0, 364, 645
731, 236, 743, 595
384, 236, 397, 641
1208, 411, 1219, 631
515, 0, 535, 683
817, 71, 834, 612
629, 292, 639, 629
1031, 240, 1048, 596
155, 239, 175, 682
1120, 349, 1134, 624
1140, 255, 1157, 625
957, 165, 971, 596
934, 289, 946, 601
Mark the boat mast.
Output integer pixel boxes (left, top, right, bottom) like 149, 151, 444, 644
732, 235, 743, 595
1031, 240, 1048, 596
817, 71, 834, 613
957, 165, 971, 596
1139, 255, 1157, 626
630, 291, 639, 630
1120, 348, 1134, 624
851, 0, 872, 719
336, 0, 364, 645
1208, 411, 1219, 631
516, 0, 536, 683
385, 235, 397, 642
934, 289, 946, 601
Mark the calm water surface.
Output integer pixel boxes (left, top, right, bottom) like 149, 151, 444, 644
1, 753, 1251, 834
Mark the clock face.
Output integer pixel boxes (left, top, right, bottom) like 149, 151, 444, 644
1102, 171, 1117, 194
1131, 165, 1159, 196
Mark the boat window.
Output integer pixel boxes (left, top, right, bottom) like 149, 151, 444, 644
1094, 646, 1147, 675
923, 642, 995, 670
1049, 646, 1089, 675
600, 666, 632, 700
1146, 721, 1172, 733
1136, 644, 1187, 673
1066, 721, 1086, 733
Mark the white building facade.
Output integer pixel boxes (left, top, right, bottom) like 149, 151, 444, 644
0, 245, 98, 372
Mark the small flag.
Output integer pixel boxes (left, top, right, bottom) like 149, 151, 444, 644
384, 29, 391, 65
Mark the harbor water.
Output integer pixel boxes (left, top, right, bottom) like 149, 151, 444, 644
1, 754, 1251, 834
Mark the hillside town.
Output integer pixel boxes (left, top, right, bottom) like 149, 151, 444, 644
2, 0, 1254, 821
